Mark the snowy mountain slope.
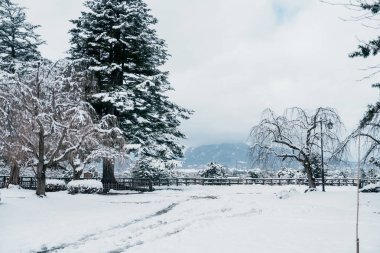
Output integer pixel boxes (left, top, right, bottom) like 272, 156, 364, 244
182, 143, 249, 168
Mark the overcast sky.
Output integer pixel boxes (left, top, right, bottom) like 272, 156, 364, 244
16, 0, 380, 147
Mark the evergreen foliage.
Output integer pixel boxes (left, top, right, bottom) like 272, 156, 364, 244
248, 168, 264, 178
199, 162, 228, 178
0, 0, 44, 71
131, 155, 172, 180
350, 2, 380, 59
346, 1, 380, 167
68, 0, 191, 169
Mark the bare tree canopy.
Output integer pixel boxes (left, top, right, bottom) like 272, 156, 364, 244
0, 60, 132, 196
248, 107, 345, 189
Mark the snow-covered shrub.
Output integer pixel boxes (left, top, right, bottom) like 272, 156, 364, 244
131, 156, 174, 180
367, 166, 380, 179
276, 168, 302, 178
360, 183, 380, 193
199, 162, 227, 178
328, 169, 350, 179
230, 169, 246, 177
275, 187, 299, 199
45, 179, 67, 192
67, 180, 103, 194
7, 184, 22, 189
0, 167, 9, 175
248, 168, 265, 178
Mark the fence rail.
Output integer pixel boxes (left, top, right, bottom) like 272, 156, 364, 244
1, 176, 379, 191
150, 177, 379, 187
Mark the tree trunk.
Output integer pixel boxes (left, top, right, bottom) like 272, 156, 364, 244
9, 163, 20, 185
73, 167, 83, 180
69, 159, 83, 180
304, 162, 316, 189
36, 164, 46, 196
36, 124, 46, 196
102, 158, 117, 193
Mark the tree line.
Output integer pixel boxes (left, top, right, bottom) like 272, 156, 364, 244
0, 0, 191, 196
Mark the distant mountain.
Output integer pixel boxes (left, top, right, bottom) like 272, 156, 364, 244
181, 142, 359, 171
182, 143, 249, 168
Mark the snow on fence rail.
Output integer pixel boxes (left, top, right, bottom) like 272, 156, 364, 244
0, 176, 379, 190
150, 177, 379, 187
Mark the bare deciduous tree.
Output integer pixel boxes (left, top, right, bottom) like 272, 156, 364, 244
248, 107, 344, 189
0, 60, 130, 196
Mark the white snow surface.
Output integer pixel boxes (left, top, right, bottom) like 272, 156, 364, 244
0, 185, 379, 253
361, 182, 380, 192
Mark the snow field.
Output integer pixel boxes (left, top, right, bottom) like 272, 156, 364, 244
0, 185, 379, 253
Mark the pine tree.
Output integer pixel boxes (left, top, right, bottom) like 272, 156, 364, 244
199, 162, 228, 178
0, 0, 44, 71
69, 0, 191, 184
346, 1, 380, 164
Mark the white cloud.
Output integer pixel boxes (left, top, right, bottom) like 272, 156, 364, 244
149, 0, 379, 146
16, 0, 380, 147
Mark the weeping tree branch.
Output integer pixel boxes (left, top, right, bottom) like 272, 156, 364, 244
248, 107, 345, 189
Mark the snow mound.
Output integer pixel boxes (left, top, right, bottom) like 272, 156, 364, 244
7, 184, 22, 190
275, 187, 299, 199
361, 183, 380, 193
67, 180, 103, 194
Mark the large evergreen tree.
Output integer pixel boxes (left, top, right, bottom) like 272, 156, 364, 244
347, 1, 380, 161
0, 0, 44, 71
69, 0, 191, 184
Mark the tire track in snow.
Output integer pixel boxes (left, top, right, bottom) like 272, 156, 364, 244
35, 202, 179, 253
36, 195, 232, 253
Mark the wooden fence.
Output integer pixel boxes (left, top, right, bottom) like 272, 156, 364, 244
150, 177, 379, 187
0, 176, 379, 191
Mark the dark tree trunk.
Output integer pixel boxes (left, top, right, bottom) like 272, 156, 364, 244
36, 164, 46, 196
102, 158, 117, 193
73, 167, 83, 180
304, 162, 316, 189
9, 163, 20, 185
69, 158, 83, 180
36, 125, 46, 196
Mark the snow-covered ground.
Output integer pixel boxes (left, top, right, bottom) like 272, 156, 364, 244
0, 185, 379, 253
